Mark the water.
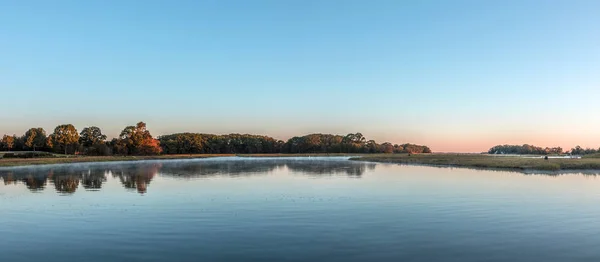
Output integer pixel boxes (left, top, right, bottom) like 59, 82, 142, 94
2, 157, 600, 262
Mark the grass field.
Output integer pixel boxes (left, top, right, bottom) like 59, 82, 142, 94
4, 152, 600, 171
0, 154, 234, 167
236, 153, 361, 157
0, 153, 361, 167
351, 154, 600, 171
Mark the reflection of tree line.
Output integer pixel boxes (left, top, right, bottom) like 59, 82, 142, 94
1, 170, 90, 193
285, 161, 376, 176
157, 160, 375, 177
0, 163, 160, 194
110, 164, 160, 194
157, 161, 286, 177
0, 160, 375, 194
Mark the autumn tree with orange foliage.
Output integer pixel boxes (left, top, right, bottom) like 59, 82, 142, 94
115, 122, 162, 155
1, 135, 15, 151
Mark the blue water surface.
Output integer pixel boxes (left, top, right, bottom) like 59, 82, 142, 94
2, 157, 600, 262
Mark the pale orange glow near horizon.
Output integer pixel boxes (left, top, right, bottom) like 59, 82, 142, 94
3, 118, 600, 154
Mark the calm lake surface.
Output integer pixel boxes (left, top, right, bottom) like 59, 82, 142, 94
2, 157, 600, 262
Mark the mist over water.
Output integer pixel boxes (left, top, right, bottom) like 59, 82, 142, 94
2, 157, 600, 262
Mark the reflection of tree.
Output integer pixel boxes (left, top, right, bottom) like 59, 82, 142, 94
158, 161, 283, 177
0, 158, 377, 194
81, 170, 107, 191
110, 163, 160, 194
52, 175, 80, 194
22, 175, 47, 191
1, 172, 17, 185
285, 161, 375, 177
157, 159, 373, 178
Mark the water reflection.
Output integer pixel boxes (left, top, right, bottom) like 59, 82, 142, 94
157, 161, 284, 177
286, 160, 376, 177
111, 164, 159, 194
81, 169, 108, 191
52, 175, 80, 194
0, 158, 374, 194
23, 175, 47, 191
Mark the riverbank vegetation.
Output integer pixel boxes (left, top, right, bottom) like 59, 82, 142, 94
1, 122, 162, 156
159, 133, 431, 154
1, 122, 431, 157
0, 154, 230, 167
488, 144, 600, 155
353, 154, 600, 171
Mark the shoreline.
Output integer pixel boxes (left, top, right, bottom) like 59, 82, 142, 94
3, 153, 600, 173
350, 154, 600, 172
0, 153, 361, 168
0, 154, 232, 168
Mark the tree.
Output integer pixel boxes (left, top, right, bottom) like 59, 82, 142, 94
422, 146, 432, 153
116, 122, 161, 155
382, 142, 394, 154
50, 124, 80, 155
79, 126, 110, 155
1, 135, 15, 151
53, 175, 80, 194
366, 140, 379, 153
79, 126, 107, 147
24, 128, 47, 151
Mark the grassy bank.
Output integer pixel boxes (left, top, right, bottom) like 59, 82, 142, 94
351, 154, 600, 171
0, 153, 362, 167
0, 154, 234, 167
6, 153, 599, 171
236, 153, 361, 157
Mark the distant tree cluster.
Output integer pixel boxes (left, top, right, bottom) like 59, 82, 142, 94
159, 133, 283, 154
569, 146, 600, 155
0, 122, 161, 156
159, 132, 431, 154
1, 125, 430, 156
488, 144, 563, 155
488, 144, 600, 155
111, 122, 162, 155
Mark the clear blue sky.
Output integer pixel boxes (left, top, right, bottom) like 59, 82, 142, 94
1, 0, 599, 152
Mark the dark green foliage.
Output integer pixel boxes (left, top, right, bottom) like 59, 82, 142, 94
79, 126, 109, 155
2, 152, 54, 158
487, 144, 600, 155
159, 132, 431, 154
159, 133, 284, 154
83, 143, 112, 156
79, 126, 107, 147
23, 128, 47, 151
2, 153, 15, 158
570, 146, 599, 155
3, 125, 433, 156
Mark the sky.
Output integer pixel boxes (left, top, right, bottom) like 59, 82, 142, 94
1, 0, 599, 152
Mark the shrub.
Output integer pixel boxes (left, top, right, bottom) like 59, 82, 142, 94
2, 152, 54, 158
3, 153, 16, 158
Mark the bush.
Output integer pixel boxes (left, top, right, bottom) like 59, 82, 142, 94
3, 153, 16, 158
82, 144, 112, 156
21, 152, 52, 158
1, 152, 54, 159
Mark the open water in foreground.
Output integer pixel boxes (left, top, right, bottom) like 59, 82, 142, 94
2, 157, 600, 262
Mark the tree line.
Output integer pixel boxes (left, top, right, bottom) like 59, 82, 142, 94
488, 144, 599, 155
0, 122, 161, 156
1, 161, 377, 193
0, 122, 431, 155
159, 132, 431, 154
